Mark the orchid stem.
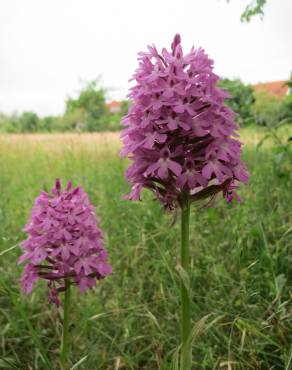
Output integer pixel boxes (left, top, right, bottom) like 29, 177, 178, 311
180, 195, 192, 370
60, 280, 71, 370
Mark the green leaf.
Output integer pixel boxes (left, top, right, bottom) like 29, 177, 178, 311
70, 355, 88, 370
0, 358, 21, 370
186, 314, 223, 349
275, 274, 287, 294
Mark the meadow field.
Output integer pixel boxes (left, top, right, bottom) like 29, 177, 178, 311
0, 126, 291, 369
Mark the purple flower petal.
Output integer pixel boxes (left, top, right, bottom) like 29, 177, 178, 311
120, 34, 249, 210
19, 179, 112, 303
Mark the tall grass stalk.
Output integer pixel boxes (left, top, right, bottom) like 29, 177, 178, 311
1, 280, 54, 370
180, 195, 192, 369
61, 280, 71, 370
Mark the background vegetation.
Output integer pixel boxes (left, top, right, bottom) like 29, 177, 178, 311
0, 81, 129, 133
0, 125, 291, 369
0, 76, 291, 134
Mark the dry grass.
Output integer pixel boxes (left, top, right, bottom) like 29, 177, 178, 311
1, 125, 291, 154
0, 131, 121, 154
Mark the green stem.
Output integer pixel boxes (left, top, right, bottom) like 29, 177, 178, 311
60, 280, 71, 370
180, 195, 192, 370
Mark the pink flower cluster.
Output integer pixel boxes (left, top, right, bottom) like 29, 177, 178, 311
121, 34, 249, 209
19, 180, 112, 304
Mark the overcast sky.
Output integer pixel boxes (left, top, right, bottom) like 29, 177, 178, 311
0, 0, 291, 116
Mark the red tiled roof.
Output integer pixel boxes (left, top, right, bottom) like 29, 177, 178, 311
253, 80, 288, 99
106, 101, 122, 109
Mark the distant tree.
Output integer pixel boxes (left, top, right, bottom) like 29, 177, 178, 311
285, 72, 292, 91
0, 88, 132, 133
5, 113, 20, 133
281, 95, 292, 123
65, 80, 108, 131
59, 109, 85, 132
105, 100, 131, 131
0, 113, 8, 132
38, 116, 56, 132
252, 91, 282, 126
19, 112, 39, 132
119, 100, 129, 115
281, 73, 292, 123
218, 78, 255, 123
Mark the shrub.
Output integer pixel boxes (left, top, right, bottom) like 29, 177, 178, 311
252, 91, 283, 127
218, 78, 255, 124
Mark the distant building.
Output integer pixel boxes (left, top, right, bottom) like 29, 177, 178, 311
106, 101, 122, 114
253, 80, 288, 99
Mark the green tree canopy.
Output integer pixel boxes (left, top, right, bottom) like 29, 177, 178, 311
218, 78, 255, 123
251, 91, 283, 127
19, 112, 39, 132
65, 80, 108, 131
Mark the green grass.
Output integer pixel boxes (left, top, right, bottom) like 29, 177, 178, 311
0, 128, 291, 369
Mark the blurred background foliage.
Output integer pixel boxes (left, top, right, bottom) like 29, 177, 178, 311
217, 78, 255, 124
0, 74, 291, 134
0, 80, 129, 133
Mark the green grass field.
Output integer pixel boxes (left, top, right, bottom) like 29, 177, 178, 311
0, 127, 291, 370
